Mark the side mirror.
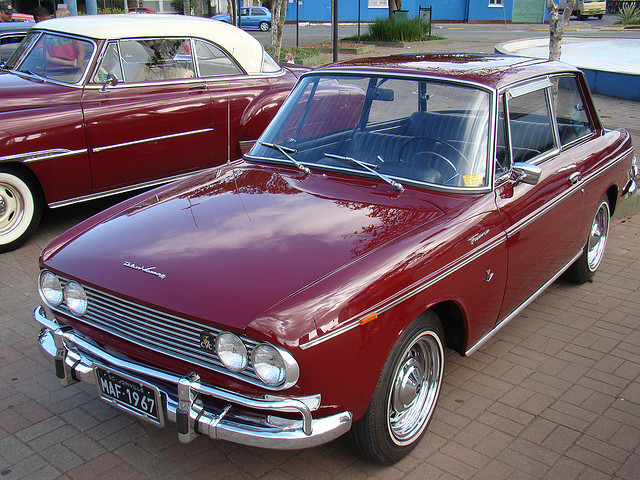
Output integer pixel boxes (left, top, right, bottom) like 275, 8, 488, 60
99, 73, 119, 93
512, 162, 542, 185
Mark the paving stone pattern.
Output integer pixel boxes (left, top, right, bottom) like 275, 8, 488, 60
1, 27, 639, 480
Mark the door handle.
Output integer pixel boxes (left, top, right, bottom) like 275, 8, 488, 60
188, 84, 207, 91
569, 172, 582, 185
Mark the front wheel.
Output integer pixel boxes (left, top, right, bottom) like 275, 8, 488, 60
259, 21, 270, 31
564, 196, 610, 284
347, 312, 445, 464
0, 168, 42, 253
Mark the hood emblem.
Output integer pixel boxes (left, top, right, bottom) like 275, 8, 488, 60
123, 261, 166, 279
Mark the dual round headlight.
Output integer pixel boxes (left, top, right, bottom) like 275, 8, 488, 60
215, 331, 294, 387
39, 271, 88, 317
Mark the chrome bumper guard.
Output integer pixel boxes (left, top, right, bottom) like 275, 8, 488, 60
34, 306, 352, 449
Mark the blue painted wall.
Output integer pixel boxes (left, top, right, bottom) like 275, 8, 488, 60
284, 0, 553, 23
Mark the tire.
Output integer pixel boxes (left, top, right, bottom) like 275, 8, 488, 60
0, 168, 42, 253
596, 14, 603, 20
564, 196, 610, 284
347, 312, 445, 464
259, 21, 270, 31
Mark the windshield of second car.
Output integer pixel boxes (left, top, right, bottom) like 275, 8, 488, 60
250, 74, 491, 188
4, 31, 94, 84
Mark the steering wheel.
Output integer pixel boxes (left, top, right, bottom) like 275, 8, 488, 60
401, 137, 470, 186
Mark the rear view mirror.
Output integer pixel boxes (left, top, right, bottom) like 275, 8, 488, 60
372, 87, 394, 102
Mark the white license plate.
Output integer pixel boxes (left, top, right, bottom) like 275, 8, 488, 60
95, 366, 163, 426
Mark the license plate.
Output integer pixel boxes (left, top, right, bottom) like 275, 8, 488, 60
94, 366, 163, 426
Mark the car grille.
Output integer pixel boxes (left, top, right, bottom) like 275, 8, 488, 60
52, 278, 262, 383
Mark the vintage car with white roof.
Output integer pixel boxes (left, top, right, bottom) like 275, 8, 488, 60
34, 54, 638, 464
0, 14, 307, 252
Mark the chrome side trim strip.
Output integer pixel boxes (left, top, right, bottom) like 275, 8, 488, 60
0, 148, 88, 164
92, 128, 214, 153
299, 232, 508, 350
465, 250, 582, 356
48, 168, 209, 208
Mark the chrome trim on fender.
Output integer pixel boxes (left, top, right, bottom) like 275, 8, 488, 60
34, 306, 352, 449
465, 250, 582, 356
48, 168, 209, 208
300, 231, 508, 350
92, 128, 214, 153
0, 148, 88, 164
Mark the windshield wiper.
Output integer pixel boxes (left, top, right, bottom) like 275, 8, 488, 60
260, 142, 310, 174
323, 153, 404, 191
16, 69, 46, 82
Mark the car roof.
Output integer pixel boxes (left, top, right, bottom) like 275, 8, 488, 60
313, 53, 580, 91
33, 14, 266, 74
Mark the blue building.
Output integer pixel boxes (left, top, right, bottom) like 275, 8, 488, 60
285, 0, 551, 24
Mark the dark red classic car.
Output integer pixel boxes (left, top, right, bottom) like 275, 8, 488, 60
0, 14, 306, 252
34, 54, 637, 464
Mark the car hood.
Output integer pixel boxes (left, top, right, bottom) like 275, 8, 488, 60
0, 72, 78, 112
42, 163, 444, 331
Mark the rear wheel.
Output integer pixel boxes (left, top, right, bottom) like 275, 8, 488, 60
347, 312, 444, 464
259, 21, 270, 31
565, 196, 610, 283
0, 168, 42, 253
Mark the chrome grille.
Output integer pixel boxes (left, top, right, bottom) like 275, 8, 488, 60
51, 278, 262, 383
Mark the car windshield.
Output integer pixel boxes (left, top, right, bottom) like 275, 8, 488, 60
4, 31, 94, 84
250, 74, 492, 189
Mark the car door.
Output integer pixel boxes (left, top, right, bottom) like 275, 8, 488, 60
81, 38, 216, 193
495, 76, 592, 321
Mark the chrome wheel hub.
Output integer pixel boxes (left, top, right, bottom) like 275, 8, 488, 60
0, 182, 24, 235
387, 331, 443, 445
587, 202, 609, 272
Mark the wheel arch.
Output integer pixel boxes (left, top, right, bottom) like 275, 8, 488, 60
605, 184, 618, 217
425, 300, 467, 355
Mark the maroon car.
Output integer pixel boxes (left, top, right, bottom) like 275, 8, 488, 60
34, 54, 638, 464
0, 14, 306, 252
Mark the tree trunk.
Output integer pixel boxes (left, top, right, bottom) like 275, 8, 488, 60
389, 0, 402, 20
270, 0, 287, 63
182, 0, 189, 16
546, 0, 576, 61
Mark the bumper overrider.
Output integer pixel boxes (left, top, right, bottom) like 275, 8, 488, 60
34, 306, 352, 449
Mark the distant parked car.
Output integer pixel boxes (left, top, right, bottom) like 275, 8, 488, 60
33, 54, 638, 464
212, 6, 271, 31
0, 21, 31, 63
0, 14, 307, 252
128, 7, 156, 14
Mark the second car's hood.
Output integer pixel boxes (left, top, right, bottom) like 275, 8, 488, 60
43, 163, 444, 331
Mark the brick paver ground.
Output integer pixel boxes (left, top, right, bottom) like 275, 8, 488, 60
1, 22, 639, 480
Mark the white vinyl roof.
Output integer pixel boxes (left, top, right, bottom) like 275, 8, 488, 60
34, 14, 266, 74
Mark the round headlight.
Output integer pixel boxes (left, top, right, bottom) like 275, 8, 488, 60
215, 332, 248, 372
252, 344, 286, 386
40, 271, 63, 307
64, 281, 87, 316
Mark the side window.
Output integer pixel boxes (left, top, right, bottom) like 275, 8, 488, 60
552, 75, 594, 146
92, 42, 124, 83
194, 40, 242, 76
118, 38, 195, 83
507, 86, 556, 163
0, 34, 24, 63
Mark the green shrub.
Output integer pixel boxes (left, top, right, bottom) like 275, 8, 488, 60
617, 3, 640, 25
366, 17, 432, 42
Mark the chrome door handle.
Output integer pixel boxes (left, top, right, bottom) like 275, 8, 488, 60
569, 172, 582, 184
189, 84, 207, 91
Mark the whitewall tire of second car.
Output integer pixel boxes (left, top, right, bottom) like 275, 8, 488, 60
0, 168, 42, 252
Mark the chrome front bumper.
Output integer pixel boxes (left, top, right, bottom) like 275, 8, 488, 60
34, 306, 352, 449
